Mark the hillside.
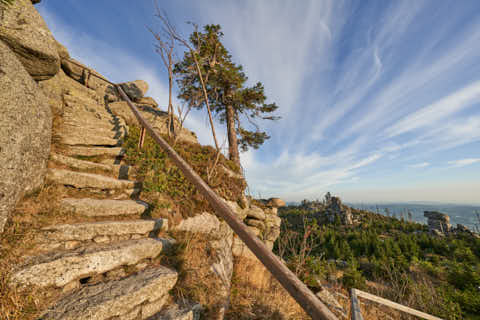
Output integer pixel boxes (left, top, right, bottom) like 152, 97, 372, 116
278, 197, 480, 319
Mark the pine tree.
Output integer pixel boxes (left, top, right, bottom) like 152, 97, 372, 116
174, 24, 279, 166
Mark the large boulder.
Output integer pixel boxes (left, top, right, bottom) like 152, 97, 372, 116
108, 101, 198, 144
0, 0, 60, 80
118, 80, 148, 101
0, 41, 52, 233
54, 39, 70, 60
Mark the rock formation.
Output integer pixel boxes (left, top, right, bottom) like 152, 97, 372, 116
424, 211, 451, 234
0, 0, 60, 80
0, 38, 52, 233
231, 198, 284, 288
325, 196, 353, 225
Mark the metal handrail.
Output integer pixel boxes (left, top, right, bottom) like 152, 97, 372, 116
115, 85, 338, 320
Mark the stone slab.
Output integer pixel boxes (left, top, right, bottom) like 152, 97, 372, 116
11, 238, 174, 288
40, 267, 177, 320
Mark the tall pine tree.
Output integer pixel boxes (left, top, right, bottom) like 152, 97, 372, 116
174, 24, 279, 167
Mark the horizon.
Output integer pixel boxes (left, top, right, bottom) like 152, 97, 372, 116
37, 1, 480, 204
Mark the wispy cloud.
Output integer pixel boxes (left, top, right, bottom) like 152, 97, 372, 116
448, 158, 480, 168
38, 1, 480, 203
409, 162, 430, 168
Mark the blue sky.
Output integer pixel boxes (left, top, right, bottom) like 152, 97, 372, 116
37, 1, 480, 204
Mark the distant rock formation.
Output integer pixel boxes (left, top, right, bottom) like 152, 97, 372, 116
424, 211, 452, 234
325, 196, 353, 225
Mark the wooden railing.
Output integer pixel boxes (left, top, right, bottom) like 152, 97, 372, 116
350, 288, 443, 320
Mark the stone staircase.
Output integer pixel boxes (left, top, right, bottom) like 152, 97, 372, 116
9, 78, 200, 319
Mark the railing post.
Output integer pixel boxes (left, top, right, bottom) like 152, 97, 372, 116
138, 126, 146, 149
350, 289, 363, 320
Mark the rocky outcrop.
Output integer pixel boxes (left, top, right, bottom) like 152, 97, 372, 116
40, 267, 178, 320
119, 80, 149, 101
424, 211, 451, 234
325, 197, 353, 225
0, 0, 60, 80
232, 200, 283, 260
11, 238, 174, 288
109, 100, 198, 144
60, 198, 148, 217
0, 40, 52, 233
36, 219, 168, 251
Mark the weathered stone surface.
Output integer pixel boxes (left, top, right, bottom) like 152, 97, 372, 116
137, 96, 159, 107
0, 41, 52, 233
0, 0, 60, 80
119, 80, 149, 101
149, 302, 202, 320
109, 101, 198, 144
325, 197, 353, 225
245, 205, 266, 220
59, 131, 121, 146
424, 211, 451, 233
266, 197, 286, 207
245, 218, 265, 229
174, 212, 220, 234
265, 214, 282, 228
39, 219, 167, 242
55, 39, 69, 60
11, 238, 174, 288
61, 58, 89, 82
264, 226, 280, 242
225, 199, 247, 220
46, 169, 136, 190
62, 146, 125, 158
247, 226, 261, 237
38, 68, 69, 114
51, 154, 133, 178
40, 267, 177, 320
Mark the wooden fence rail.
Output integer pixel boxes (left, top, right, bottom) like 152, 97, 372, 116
351, 289, 443, 320
115, 85, 338, 320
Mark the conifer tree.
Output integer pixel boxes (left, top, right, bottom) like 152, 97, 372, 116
175, 24, 279, 166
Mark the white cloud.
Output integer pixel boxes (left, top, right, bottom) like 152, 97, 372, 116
386, 81, 480, 137
409, 162, 430, 168
448, 158, 480, 168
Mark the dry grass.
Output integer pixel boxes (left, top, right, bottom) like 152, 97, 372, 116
158, 230, 231, 319
227, 258, 309, 320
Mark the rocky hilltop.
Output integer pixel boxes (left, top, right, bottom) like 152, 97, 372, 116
0, 1, 290, 319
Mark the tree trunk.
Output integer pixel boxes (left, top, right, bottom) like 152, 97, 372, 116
226, 104, 240, 166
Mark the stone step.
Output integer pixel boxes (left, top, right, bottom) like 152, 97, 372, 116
60, 198, 148, 217
51, 154, 134, 179
38, 219, 168, 250
11, 238, 174, 289
59, 131, 122, 147
47, 169, 137, 190
39, 267, 178, 320
62, 146, 125, 158
148, 302, 202, 320
60, 124, 125, 140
